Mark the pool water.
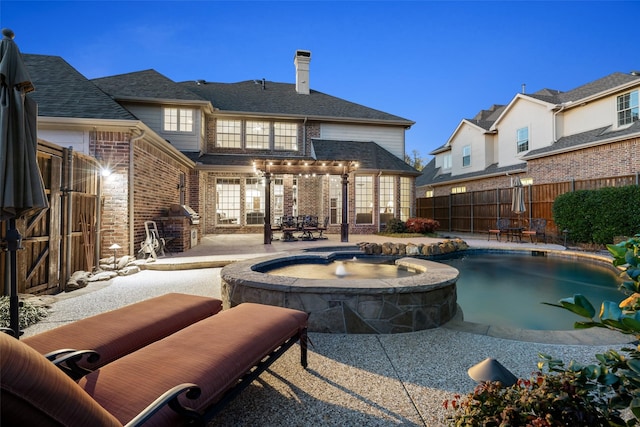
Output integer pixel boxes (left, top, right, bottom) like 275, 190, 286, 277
266, 258, 417, 280
439, 252, 623, 330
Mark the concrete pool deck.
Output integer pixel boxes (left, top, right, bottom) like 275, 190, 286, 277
22, 233, 631, 426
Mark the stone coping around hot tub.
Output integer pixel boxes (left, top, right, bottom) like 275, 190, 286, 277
221, 252, 459, 295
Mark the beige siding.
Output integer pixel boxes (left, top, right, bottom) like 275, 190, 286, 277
320, 123, 405, 159
125, 103, 201, 152
38, 129, 91, 155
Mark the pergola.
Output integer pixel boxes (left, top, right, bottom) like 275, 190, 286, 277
252, 158, 359, 244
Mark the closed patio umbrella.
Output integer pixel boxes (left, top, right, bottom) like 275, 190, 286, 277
511, 176, 526, 215
0, 28, 49, 338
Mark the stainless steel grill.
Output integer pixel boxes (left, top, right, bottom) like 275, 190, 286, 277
168, 204, 200, 225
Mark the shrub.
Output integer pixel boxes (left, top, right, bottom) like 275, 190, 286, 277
405, 217, 439, 234
0, 296, 49, 330
384, 217, 406, 233
445, 372, 609, 426
553, 185, 640, 244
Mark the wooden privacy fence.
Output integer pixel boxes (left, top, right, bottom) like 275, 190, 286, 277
416, 174, 639, 241
1, 141, 99, 296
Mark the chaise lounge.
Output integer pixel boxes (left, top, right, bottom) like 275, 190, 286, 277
1, 297, 309, 426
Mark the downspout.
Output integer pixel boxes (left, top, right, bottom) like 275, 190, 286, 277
129, 130, 145, 256
553, 103, 568, 142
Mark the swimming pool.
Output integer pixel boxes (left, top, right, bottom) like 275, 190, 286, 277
438, 251, 623, 330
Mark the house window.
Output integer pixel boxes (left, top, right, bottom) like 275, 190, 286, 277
216, 119, 241, 148
517, 127, 529, 153
163, 107, 193, 132
245, 178, 265, 225
462, 146, 471, 167
355, 175, 373, 224
521, 177, 533, 186
617, 90, 639, 126
216, 178, 240, 225
274, 122, 298, 150
451, 186, 466, 194
245, 121, 270, 149
329, 175, 342, 224
442, 153, 452, 169
379, 176, 394, 225
425, 190, 434, 198
400, 177, 411, 221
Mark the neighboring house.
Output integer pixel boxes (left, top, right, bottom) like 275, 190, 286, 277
418, 71, 640, 197
93, 50, 418, 237
25, 50, 417, 261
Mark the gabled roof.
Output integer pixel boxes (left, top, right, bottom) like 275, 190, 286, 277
23, 54, 136, 120
92, 70, 209, 104
429, 104, 506, 155
179, 80, 415, 126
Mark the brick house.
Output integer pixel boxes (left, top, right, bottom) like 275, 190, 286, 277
417, 71, 640, 197
25, 50, 418, 257
92, 50, 418, 241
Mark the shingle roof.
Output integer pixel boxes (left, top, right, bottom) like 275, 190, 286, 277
558, 72, 640, 103
524, 121, 640, 159
312, 140, 419, 174
180, 80, 414, 125
417, 160, 527, 187
188, 140, 419, 174
92, 70, 208, 102
23, 54, 136, 120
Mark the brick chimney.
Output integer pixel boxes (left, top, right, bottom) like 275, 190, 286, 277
294, 50, 311, 95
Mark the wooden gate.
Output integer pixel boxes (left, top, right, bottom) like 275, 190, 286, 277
1, 141, 98, 295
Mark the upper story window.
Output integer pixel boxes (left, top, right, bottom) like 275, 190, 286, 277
214, 119, 299, 151
216, 119, 241, 148
516, 127, 529, 153
163, 107, 193, 132
617, 90, 639, 126
424, 189, 434, 198
245, 121, 270, 149
451, 186, 466, 194
462, 145, 471, 167
442, 153, 452, 169
274, 122, 298, 150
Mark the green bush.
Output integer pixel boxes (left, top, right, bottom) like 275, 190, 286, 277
384, 217, 406, 233
553, 185, 640, 244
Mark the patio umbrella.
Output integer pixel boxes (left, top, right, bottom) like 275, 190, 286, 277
0, 28, 49, 338
511, 176, 526, 215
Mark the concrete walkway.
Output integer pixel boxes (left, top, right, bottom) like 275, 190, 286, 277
22, 233, 629, 426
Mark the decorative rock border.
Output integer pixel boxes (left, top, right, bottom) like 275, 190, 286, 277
357, 238, 469, 256
221, 251, 460, 334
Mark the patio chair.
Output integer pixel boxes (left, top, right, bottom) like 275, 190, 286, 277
488, 218, 510, 241
317, 216, 329, 239
522, 218, 547, 244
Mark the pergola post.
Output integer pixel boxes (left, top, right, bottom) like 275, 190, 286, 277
341, 172, 349, 242
263, 172, 272, 244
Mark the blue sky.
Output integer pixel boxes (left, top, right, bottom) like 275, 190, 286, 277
2, 1, 638, 161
